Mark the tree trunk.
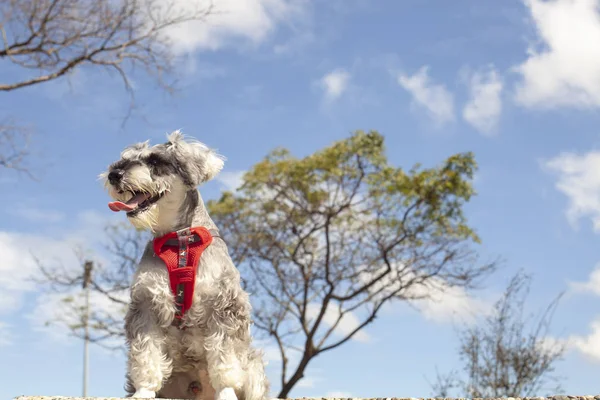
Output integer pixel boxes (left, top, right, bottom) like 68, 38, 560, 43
277, 349, 315, 398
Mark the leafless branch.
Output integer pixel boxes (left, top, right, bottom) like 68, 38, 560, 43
1, 0, 214, 93
0, 120, 32, 175
31, 222, 147, 350
430, 271, 566, 398
0, 0, 217, 172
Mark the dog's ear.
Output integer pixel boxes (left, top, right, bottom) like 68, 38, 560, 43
165, 130, 225, 185
121, 140, 150, 159
189, 144, 225, 183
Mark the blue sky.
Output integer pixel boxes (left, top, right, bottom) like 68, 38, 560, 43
4, 0, 600, 398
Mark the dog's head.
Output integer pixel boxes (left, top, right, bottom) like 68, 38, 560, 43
100, 130, 224, 232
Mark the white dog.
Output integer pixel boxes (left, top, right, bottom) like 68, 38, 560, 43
101, 131, 269, 400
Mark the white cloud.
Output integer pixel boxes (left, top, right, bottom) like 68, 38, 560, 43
0, 322, 12, 346
296, 375, 320, 389
153, 0, 308, 55
462, 66, 503, 135
294, 367, 326, 390
326, 392, 352, 398
306, 303, 371, 343
0, 228, 91, 343
256, 338, 304, 376
514, 0, 600, 108
257, 338, 322, 392
0, 209, 130, 347
0, 231, 71, 309
407, 282, 490, 324
570, 318, 600, 362
320, 69, 351, 102
543, 150, 600, 231
13, 206, 65, 223
570, 263, 600, 295
537, 335, 567, 355
357, 264, 490, 325
398, 66, 455, 125
0, 292, 18, 312
217, 170, 246, 191
0, 210, 115, 322
28, 288, 128, 347
257, 340, 287, 364
555, 259, 600, 362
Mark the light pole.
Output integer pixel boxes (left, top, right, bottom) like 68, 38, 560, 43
82, 260, 93, 398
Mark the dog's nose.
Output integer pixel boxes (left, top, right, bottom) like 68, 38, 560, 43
108, 169, 125, 185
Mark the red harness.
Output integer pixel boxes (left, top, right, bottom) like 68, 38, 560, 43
153, 227, 221, 327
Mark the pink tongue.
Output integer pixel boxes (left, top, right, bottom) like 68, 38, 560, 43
108, 192, 150, 212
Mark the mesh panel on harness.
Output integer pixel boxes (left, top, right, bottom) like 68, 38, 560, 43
153, 227, 214, 326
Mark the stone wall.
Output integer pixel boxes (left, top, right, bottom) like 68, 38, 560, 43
13, 396, 600, 400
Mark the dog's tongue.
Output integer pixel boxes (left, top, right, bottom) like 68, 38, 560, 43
108, 193, 150, 212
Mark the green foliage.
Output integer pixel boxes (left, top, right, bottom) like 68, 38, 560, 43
209, 130, 481, 269
208, 130, 493, 397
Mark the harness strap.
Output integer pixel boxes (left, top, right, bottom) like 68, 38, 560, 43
162, 228, 223, 246
153, 227, 222, 329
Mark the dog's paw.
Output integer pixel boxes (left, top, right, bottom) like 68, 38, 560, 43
215, 387, 238, 400
132, 388, 156, 398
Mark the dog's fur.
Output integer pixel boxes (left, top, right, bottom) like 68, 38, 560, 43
100, 131, 269, 400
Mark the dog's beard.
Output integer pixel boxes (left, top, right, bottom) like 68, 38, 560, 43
128, 203, 160, 231
126, 187, 188, 233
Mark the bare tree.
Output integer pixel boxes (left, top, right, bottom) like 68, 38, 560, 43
0, 119, 31, 174
33, 222, 149, 350
430, 271, 566, 398
35, 131, 498, 397
0, 0, 214, 173
1, 0, 213, 92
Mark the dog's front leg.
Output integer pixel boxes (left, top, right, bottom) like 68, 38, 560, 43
203, 304, 248, 400
205, 339, 244, 400
125, 302, 172, 398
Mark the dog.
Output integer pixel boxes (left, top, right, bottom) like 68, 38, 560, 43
100, 130, 270, 400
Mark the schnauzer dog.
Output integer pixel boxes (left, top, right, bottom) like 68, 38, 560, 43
101, 131, 269, 400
